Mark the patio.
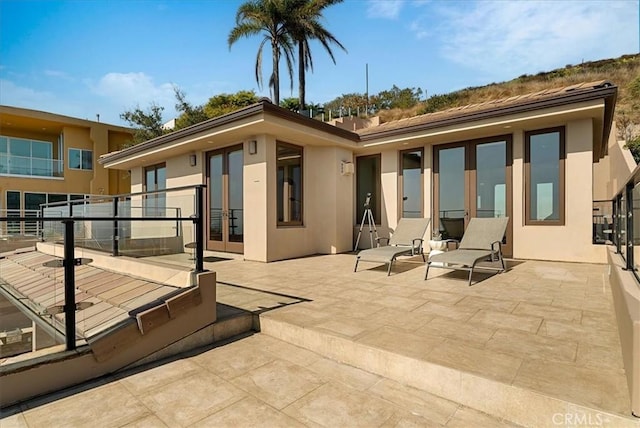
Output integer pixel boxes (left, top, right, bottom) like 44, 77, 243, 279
1, 250, 637, 427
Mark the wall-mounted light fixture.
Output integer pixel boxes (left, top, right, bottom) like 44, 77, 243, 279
248, 140, 257, 155
340, 161, 354, 176
189, 153, 197, 167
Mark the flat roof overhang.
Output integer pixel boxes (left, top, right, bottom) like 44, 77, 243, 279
357, 83, 617, 161
99, 101, 360, 170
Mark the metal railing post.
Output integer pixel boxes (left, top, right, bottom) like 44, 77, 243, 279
63, 220, 76, 351
626, 183, 634, 271
195, 185, 204, 273
113, 197, 119, 257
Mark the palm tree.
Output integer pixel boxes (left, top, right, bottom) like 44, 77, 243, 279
228, 0, 295, 105
285, 0, 346, 110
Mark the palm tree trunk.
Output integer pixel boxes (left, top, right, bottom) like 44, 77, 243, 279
272, 43, 280, 105
298, 41, 306, 110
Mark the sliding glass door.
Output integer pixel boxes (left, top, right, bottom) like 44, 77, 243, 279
434, 136, 512, 256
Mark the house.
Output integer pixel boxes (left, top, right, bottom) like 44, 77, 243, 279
99, 81, 629, 265
0, 106, 133, 236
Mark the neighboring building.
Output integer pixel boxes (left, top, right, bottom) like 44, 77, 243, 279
99, 81, 629, 264
0, 106, 133, 234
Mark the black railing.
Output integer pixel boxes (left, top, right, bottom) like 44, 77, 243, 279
0, 185, 206, 351
611, 165, 640, 287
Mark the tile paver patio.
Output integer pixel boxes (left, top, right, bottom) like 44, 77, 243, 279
2, 250, 638, 427
1, 334, 517, 428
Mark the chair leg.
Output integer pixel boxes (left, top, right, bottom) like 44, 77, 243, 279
354, 258, 359, 273
387, 259, 394, 276
499, 252, 506, 272
424, 262, 430, 280
421, 251, 425, 262
468, 268, 473, 286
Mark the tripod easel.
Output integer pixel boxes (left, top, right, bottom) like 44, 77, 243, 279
354, 193, 379, 251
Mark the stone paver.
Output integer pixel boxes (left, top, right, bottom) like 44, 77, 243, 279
2, 251, 636, 427
2, 334, 515, 428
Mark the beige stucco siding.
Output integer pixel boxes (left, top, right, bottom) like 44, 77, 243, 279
513, 118, 606, 263
244, 135, 269, 262
264, 137, 354, 262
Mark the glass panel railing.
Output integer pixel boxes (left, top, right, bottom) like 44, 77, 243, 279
0, 185, 205, 364
0, 154, 63, 177
593, 200, 613, 244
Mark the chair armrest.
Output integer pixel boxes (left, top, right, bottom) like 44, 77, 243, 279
444, 239, 460, 249
376, 237, 390, 247
490, 241, 503, 260
411, 238, 424, 255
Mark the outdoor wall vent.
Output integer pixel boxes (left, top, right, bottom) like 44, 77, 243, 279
340, 161, 354, 176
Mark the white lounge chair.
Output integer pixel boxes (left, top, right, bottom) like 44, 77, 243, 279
425, 217, 509, 286
354, 218, 431, 276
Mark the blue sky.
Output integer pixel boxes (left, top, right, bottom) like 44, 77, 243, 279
1, 0, 638, 126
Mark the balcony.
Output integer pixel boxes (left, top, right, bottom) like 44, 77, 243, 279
0, 153, 63, 178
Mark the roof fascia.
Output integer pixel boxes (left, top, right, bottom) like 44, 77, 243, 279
99, 101, 359, 165
359, 85, 618, 146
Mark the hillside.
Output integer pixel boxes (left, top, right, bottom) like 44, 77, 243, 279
377, 54, 640, 130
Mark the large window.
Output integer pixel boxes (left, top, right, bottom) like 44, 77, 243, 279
525, 127, 565, 225
356, 154, 381, 224
277, 142, 303, 226
144, 163, 166, 216
1, 136, 55, 176
399, 149, 423, 218
68, 148, 93, 170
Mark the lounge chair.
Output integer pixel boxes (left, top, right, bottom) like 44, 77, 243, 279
425, 217, 509, 286
354, 217, 431, 275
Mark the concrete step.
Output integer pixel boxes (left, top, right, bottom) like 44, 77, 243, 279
258, 315, 640, 428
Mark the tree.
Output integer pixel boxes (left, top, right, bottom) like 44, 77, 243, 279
203, 90, 259, 118
120, 103, 166, 146
284, 0, 346, 110
229, 0, 295, 105
280, 97, 301, 111
376, 85, 423, 110
173, 87, 209, 130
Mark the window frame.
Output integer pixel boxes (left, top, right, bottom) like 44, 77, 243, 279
524, 126, 565, 226
144, 163, 167, 217
355, 154, 382, 225
398, 148, 424, 219
68, 148, 93, 171
276, 141, 304, 227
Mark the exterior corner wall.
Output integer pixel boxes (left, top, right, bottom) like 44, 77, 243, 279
594, 121, 637, 200
265, 139, 354, 261
513, 119, 605, 263
244, 135, 269, 262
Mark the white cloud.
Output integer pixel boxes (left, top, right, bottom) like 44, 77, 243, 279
413, 0, 639, 78
89, 72, 176, 110
367, 0, 405, 19
0, 79, 57, 108
43, 70, 73, 81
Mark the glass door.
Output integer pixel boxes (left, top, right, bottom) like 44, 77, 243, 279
434, 136, 512, 256
206, 145, 243, 253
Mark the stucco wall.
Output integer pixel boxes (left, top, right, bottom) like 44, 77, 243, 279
593, 120, 637, 200
265, 137, 354, 262
513, 118, 606, 263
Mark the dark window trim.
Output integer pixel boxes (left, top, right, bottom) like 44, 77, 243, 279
398, 148, 424, 219
524, 126, 566, 226
276, 141, 304, 227
144, 163, 167, 217
68, 147, 93, 171
355, 153, 382, 225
